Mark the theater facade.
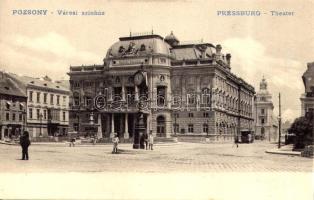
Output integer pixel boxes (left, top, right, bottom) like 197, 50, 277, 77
68, 31, 255, 141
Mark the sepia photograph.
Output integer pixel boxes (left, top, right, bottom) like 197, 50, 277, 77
0, 0, 313, 199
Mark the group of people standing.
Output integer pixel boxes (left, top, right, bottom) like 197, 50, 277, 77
112, 132, 154, 154
17, 130, 154, 157
142, 132, 154, 150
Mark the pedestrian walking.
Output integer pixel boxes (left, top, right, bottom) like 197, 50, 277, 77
93, 135, 98, 145
232, 136, 239, 148
69, 137, 76, 147
112, 134, 119, 154
148, 132, 154, 150
20, 131, 31, 160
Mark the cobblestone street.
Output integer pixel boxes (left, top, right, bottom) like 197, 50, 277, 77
0, 141, 313, 200
0, 141, 312, 173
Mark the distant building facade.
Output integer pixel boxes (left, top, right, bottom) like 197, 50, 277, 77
0, 71, 27, 141
9, 74, 70, 138
254, 77, 278, 141
68, 32, 255, 141
301, 62, 314, 116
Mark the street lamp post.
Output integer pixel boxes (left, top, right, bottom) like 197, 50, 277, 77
207, 119, 209, 137
174, 111, 177, 136
77, 113, 80, 135
278, 93, 282, 149
39, 113, 43, 137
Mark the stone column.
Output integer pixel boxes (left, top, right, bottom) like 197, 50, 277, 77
1, 126, 5, 141
124, 113, 129, 139
109, 87, 113, 101
146, 114, 150, 134
110, 113, 116, 138
135, 86, 139, 101
105, 114, 110, 137
97, 114, 102, 139
122, 86, 126, 101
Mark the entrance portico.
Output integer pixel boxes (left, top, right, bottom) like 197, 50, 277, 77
109, 112, 143, 139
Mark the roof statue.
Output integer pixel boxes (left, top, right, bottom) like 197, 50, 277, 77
260, 76, 267, 90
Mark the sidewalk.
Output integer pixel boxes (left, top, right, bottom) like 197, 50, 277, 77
265, 144, 301, 156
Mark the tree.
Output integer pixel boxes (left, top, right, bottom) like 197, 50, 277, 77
288, 112, 314, 149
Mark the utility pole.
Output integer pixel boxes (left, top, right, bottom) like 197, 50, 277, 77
278, 93, 282, 149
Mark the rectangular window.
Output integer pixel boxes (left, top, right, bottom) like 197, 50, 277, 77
50, 94, 54, 105
188, 113, 194, 118
86, 97, 92, 106
37, 109, 40, 119
73, 123, 79, 132
157, 86, 166, 106
203, 124, 209, 133
188, 94, 195, 104
6, 113, 9, 121
63, 96, 66, 105
29, 108, 33, 119
57, 95, 60, 105
261, 109, 265, 114
37, 92, 40, 103
73, 81, 80, 88
63, 112, 66, 121
261, 118, 265, 124
29, 91, 33, 102
188, 124, 194, 133
19, 113, 22, 121
74, 96, 80, 106
203, 112, 209, 117
43, 110, 47, 119
44, 93, 47, 104
12, 113, 16, 121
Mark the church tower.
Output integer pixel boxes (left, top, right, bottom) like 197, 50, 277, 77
254, 77, 278, 141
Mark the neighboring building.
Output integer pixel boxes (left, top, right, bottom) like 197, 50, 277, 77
0, 71, 27, 141
254, 77, 278, 141
301, 62, 314, 116
9, 74, 70, 138
68, 31, 255, 141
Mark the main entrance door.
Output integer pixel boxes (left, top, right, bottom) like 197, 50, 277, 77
156, 116, 166, 137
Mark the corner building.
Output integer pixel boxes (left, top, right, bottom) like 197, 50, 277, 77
68, 32, 255, 141
9, 74, 70, 138
0, 71, 27, 141
301, 62, 314, 116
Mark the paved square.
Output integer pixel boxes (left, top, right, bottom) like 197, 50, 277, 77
0, 142, 312, 173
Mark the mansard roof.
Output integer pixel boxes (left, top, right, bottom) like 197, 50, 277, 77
0, 72, 27, 98
106, 33, 171, 58
8, 73, 70, 93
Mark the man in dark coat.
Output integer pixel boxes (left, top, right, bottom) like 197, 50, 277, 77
20, 131, 31, 160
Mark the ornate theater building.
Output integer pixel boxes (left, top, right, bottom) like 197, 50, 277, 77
68, 31, 255, 142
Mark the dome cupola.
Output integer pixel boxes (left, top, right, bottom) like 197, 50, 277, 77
164, 31, 179, 47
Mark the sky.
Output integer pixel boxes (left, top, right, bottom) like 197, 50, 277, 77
0, 0, 313, 122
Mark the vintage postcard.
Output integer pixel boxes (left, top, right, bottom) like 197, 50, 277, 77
0, 0, 313, 199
